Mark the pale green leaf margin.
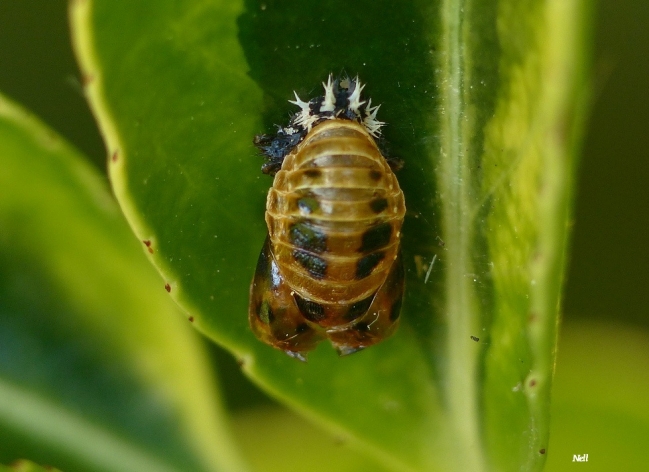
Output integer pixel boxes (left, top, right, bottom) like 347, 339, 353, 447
67, 0, 260, 360
68, 2, 251, 470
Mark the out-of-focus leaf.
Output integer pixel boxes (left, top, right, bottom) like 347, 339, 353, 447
0, 94, 245, 472
0, 460, 62, 472
547, 322, 649, 471
232, 407, 393, 472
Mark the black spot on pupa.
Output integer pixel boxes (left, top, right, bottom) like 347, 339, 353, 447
297, 196, 320, 214
356, 252, 385, 279
295, 323, 310, 334
369, 198, 389, 214
289, 222, 327, 253
359, 223, 392, 253
354, 321, 371, 332
369, 169, 382, 181
293, 249, 327, 279
255, 242, 271, 275
345, 294, 374, 321
304, 168, 322, 178
294, 294, 326, 322
258, 301, 274, 324
389, 297, 403, 322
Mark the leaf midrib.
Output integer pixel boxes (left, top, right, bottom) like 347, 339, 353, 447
439, 0, 484, 469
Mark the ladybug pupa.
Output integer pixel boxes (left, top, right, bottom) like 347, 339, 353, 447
249, 75, 406, 361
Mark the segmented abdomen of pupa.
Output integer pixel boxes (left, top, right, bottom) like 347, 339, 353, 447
265, 119, 405, 328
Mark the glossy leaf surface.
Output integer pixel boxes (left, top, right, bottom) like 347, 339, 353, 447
71, 0, 592, 470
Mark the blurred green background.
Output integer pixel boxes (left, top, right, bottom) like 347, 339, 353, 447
0, 1, 647, 470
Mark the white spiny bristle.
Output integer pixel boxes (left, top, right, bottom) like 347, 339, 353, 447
292, 112, 319, 130
305, 114, 320, 130
289, 91, 314, 128
286, 75, 383, 136
289, 91, 310, 112
364, 99, 385, 137
320, 75, 336, 112
366, 100, 381, 118
348, 77, 366, 113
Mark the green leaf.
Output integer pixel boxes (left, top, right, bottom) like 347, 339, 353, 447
232, 407, 394, 472
546, 322, 649, 471
0, 460, 62, 472
0, 94, 245, 472
70, 0, 592, 470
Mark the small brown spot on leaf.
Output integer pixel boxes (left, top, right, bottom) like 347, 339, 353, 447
188, 316, 194, 322
539, 448, 546, 455
529, 379, 537, 388
470, 335, 479, 342
142, 240, 153, 253
111, 150, 119, 162
82, 74, 94, 86
164, 283, 171, 293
